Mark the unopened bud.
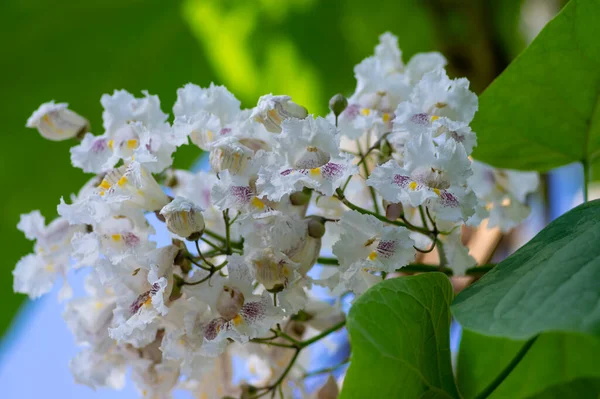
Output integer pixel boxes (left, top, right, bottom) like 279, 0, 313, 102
160, 197, 205, 240
163, 169, 178, 188
307, 217, 326, 239
251, 94, 308, 133
384, 201, 404, 221
216, 286, 245, 321
329, 93, 348, 118
290, 190, 311, 206
27, 101, 90, 141
209, 140, 253, 175
379, 139, 393, 157
317, 375, 339, 399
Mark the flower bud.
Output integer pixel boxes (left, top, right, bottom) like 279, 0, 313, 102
160, 197, 205, 240
384, 201, 403, 221
289, 190, 311, 206
251, 94, 308, 133
209, 140, 253, 175
328, 93, 348, 118
215, 286, 245, 321
317, 375, 339, 399
252, 249, 293, 291
26, 101, 89, 141
307, 217, 326, 239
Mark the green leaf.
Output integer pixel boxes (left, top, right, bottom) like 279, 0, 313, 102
457, 330, 600, 399
526, 378, 600, 399
340, 273, 459, 399
452, 200, 600, 339
471, 0, 600, 177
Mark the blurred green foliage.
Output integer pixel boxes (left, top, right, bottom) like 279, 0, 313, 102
0, 0, 531, 337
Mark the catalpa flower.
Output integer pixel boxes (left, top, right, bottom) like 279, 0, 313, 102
184, 255, 283, 355
173, 83, 241, 150
96, 162, 170, 212
257, 117, 355, 200
27, 101, 89, 141
108, 246, 178, 347
71, 90, 181, 174
332, 210, 415, 294
251, 94, 308, 133
14, 211, 84, 300
368, 132, 476, 222
468, 160, 539, 231
352, 33, 447, 113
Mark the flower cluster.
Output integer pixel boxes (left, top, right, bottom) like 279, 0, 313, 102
15, 32, 538, 398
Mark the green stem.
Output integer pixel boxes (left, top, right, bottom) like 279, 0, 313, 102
436, 239, 448, 267
335, 189, 431, 236
303, 358, 350, 378
204, 228, 243, 250
473, 335, 539, 399
357, 140, 381, 215
583, 159, 590, 203
300, 321, 345, 348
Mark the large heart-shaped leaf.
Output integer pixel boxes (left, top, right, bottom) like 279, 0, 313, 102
452, 200, 600, 339
340, 273, 459, 399
457, 329, 600, 398
471, 0, 600, 178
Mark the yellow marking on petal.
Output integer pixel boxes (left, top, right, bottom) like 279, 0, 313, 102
233, 314, 243, 326
368, 251, 378, 260
251, 197, 265, 209
126, 139, 138, 149
99, 191, 105, 196
409, 181, 418, 191
111, 234, 121, 241
42, 114, 51, 124
206, 130, 214, 141
430, 115, 440, 122
200, 393, 209, 399
433, 188, 441, 196
309, 167, 321, 176
94, 301, 104, 309
45, 264, 55, 273
501, 197, 512, 207
382, 113, 391, 123
143, 296, 153, 308
360, 108, 371, 116
99, 180, 111, 190
142, 390, 148, 397
108, 140, 114, 150
117, 176, 128, 187
268, 108, 283, 124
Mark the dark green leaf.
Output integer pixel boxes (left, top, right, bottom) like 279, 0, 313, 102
452, 200, 600, 339
526, 378, 600, 399
471, 0, 600, 177
340, 273, 459, 399
457, 330, 600, 398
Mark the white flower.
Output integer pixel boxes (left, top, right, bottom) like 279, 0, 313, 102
257, 118, 356, 201
368, 133, 475, 222
409, 68, 478, 125
468, 160, 539, 231
13, 211, 83, 300
97, 162, 170, 212
26, 101, 89, 141
131, 360, 181, 399
108, 246, 177, 347
101, 90, 168, 135
251, 94, 308, 133
184, 255, 284, 354
351, 32, 447, 114
63, 273, 116, 349
71, 90, 179, 173
160, 197, 205, 240
332, 211, 415, 294
70, 348, 126, 390
209, 137, 255, 175
173, 83, 241, 150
